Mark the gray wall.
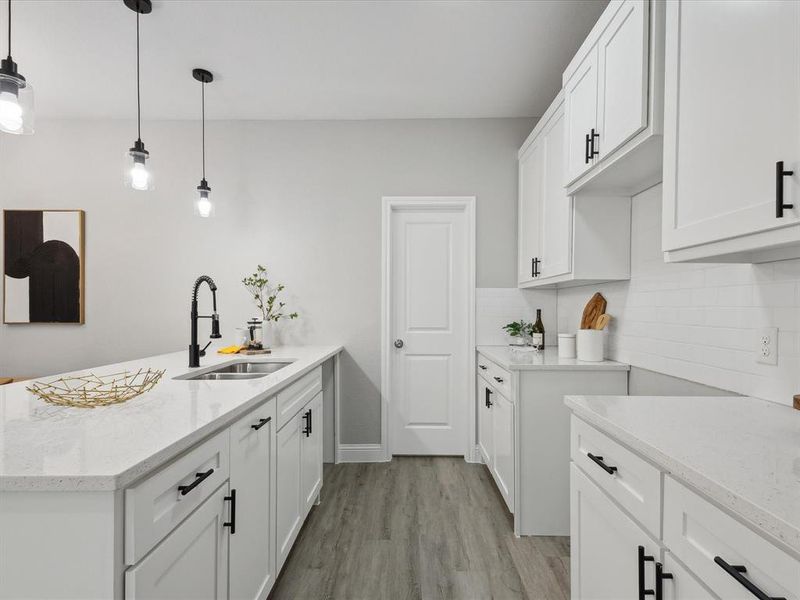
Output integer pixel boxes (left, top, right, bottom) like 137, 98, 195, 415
628, 367, 737, 397
0, 117, 534, 444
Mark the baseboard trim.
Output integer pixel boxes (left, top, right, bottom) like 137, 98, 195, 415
337, 444, 388, 463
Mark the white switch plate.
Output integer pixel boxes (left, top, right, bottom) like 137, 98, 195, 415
757, 327, 778, 365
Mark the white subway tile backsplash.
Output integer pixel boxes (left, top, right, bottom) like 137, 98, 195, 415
556, 184, 800, 408
476, 287, 557, 346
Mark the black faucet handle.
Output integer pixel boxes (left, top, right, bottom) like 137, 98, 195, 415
199, 340, 213, 357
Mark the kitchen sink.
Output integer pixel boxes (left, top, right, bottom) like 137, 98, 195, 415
210, 361, 294, 375
177, 360, 294, 381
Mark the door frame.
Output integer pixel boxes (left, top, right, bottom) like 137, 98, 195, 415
380, 196, 476, 462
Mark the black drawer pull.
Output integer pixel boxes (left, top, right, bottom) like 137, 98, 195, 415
776, 161, 794, 218
493, 376, 504, 384
655, 562, 672, 600
251, 417, 271, 431
224, 489, 236, 535
485, 387, 493, 408
585, 132, 591, 164
178, 468, 214, 496
638, 546, 656, 600
587, 452, 618, 475
302, 409, 312, 437
478, 364, 487, 371
714, 557, 786, 600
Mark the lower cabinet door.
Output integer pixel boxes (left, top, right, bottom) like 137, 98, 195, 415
229, 402, 276, 600
491, 391, 514, 512
662, 554, 717, 600
125, 484, 229, 600
477, 378, 494, 466
276, 411, 303, 572
300, 392, 323, 515
570, 464, 660, 600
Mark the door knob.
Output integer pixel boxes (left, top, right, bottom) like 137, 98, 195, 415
394, 339, 404, 348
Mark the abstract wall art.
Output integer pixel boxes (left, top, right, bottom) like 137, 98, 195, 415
4, 210, 85, 324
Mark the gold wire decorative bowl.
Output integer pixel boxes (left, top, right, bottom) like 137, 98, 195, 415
26, 368, 165, 408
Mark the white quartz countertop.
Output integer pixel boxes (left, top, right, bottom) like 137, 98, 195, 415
566, 395, 800, 554
477, 345, 629, 371
0, 345, 342, 492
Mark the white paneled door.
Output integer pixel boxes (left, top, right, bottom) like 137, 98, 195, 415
385, 197, 474, 457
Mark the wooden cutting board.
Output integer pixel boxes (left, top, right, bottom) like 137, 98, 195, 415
580, 292, 607, 329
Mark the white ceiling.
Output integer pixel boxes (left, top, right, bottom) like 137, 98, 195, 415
3, 0, 607, 121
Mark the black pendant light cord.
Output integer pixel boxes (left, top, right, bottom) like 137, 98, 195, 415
201, 79, 206, 180
136, 10, 141, 142
7, 0, 12, 59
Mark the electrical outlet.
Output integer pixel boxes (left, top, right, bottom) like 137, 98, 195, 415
757, 327, 778, 365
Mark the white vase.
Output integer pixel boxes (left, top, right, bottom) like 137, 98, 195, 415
263, 321, 276, 349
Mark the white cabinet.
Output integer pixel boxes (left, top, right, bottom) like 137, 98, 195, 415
229, 403, 277, 600
570, 464, 661, 600
662, 0, 800, 263
569, 415, 800, 600
125, 484, 229, 600
491, 389, 515, 512
476, 370, 514, 513
518, 92, 632, 289
562, 0, 664, 195
564, 47, 599, 184
300, 392, 323, 513
661, 554, 716, 600
476, 374, 494, 465
276, 408, 303, 572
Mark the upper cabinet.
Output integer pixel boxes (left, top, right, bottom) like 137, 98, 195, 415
518, 92, 631, 289
662, 0, 800, 263
563, 0, 665, 196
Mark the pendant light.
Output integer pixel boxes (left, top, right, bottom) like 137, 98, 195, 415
0, 0, 34, 134
124, 0, 153, 191
193, 68, 214, 218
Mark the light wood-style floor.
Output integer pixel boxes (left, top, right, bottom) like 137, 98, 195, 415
270, 457, 570, 600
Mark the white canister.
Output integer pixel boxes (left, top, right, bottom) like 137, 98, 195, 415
557, 333, 577, 359
576, 330, 604, 362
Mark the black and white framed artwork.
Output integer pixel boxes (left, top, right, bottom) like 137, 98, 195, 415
3, 210, 85, 324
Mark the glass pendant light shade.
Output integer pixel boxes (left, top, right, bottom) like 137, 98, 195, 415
1, 0, 34, 135
125, 139, 154, 191
194, 179, 214, 218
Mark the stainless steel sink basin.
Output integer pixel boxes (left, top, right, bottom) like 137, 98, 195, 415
211, 361, 293, 375
191, 372, 267, 381
177, 360, 294, 381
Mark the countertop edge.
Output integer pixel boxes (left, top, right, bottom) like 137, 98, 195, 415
0, 346, 344, 493
476, 346, 630, 371
564, 396, 800, 557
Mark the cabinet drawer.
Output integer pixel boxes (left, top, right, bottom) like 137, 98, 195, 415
125, 429, 230, 565
570, 416, 661, 537
277, 367, 322, 430
664, 476, 799, 600
476, 355, 511, 399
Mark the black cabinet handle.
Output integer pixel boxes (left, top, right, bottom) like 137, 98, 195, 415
638, 546, 656, 600
531, 257, 540, 278
479, 364, 487, 371
714, 557, 786, 600
587, 452, 618, 475
493, 376, 504, 384
585, 133, 591, 164
309, 408, 313, 435
655, 562, 673, 600
302, 409, 311, 437
776, 161, 794, 218
251, 417, 271, 431
224, 488, 236, 535
178, 468, 215, 496
485, 387, 493, 408
590, 128, 600, 158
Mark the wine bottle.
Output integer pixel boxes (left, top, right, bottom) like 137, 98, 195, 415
531, 309, 545, 351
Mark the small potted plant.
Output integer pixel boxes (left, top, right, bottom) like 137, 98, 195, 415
503, 320, 532, 346
242, 265, 298, 348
